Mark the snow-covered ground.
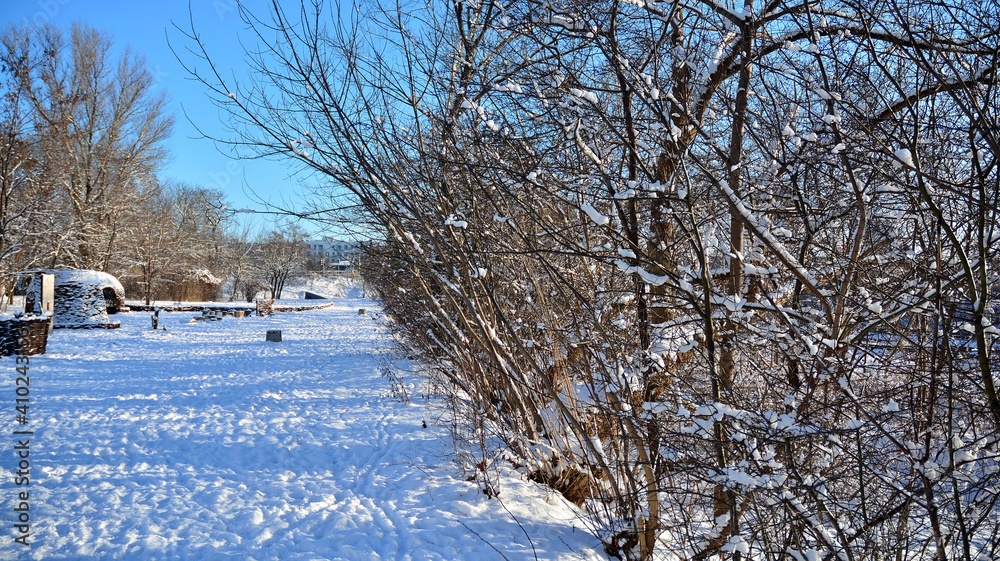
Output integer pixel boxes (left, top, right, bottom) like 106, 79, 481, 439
285, 275, 365, 299
1, 300, 607, 560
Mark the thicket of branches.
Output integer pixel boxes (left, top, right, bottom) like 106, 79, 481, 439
183, 0, 1000, 558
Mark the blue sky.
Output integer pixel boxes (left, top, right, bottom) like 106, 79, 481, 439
0, 0, 317, 233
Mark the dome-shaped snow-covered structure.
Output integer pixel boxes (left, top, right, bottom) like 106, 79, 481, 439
27, 269, 128, 329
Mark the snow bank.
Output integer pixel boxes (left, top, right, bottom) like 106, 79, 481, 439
281, 275, 365, 299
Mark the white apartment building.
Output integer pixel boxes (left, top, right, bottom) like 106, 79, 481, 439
306, 238, 361, 270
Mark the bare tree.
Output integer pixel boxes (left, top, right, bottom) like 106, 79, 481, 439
0, 47, 45, 303
2, 22, 172, 271
125, 182, 229, 305
255, 225, 306, 300
220, 224, 259, 301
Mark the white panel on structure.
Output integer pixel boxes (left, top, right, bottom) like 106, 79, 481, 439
40, 274, 54, 313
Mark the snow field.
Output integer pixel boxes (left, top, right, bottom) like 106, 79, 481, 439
1, 301, 606, 560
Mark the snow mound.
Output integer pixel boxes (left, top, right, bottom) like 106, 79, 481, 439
281, 275, 365, 299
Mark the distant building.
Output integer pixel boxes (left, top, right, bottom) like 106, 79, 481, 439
305, 238, 361, 272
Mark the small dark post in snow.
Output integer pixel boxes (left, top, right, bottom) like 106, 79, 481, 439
266, 330, 282, 342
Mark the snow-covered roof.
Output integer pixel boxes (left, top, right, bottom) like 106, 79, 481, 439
185, 268, 223, 285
